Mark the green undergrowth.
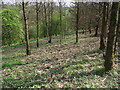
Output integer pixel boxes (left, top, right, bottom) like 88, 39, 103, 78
2, 33, 87, 52
2, 34, 87, 69
2, 33, 119, 88
2, 49, 26, 69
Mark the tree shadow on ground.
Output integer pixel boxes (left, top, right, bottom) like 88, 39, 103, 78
2, 59, 90, 88
2, 68, 106, 88
34, 58, 105, 86
90, 34, 100, 37
2, 47, 105, 88
2, 54, 26, 69
67, 68, 106, 81
83, 49, 103, 55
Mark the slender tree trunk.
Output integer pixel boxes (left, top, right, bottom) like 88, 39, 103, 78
22, 1, 31, 55
88, 17, 92, 34
65, 9, 67, 39
48, 2, 53, 43
48, 2, 51, 43
118, 25, 120, 60
118, 4, 120, 59
85, 3, 87, 34
44, 2, 49, 41
59, 1, 62, 44
94, 25, 99, 36
88, 5, 92, 34
82, 28, 84, 34
114, 5, 120, 54
75, 2, 79, 43
36, 1, 39, 47
88, 26, 91, 34
104, 2, 119, 71
100, 2, 108, 50
94, 3, 102, 37
48, 22, 52, 43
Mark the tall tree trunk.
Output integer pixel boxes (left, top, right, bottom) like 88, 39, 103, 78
44, 2, 49, 41
48, 2, 53, 43
118, 4, 120, 59
88, 18, 92, 34
104, 2, 119, 71
59, 1, 62, 44
88, 4, 92, 34
36, 1, 39, 47
51, 2, 53, 42
22, 1, 31, 55
100, 2, 108, 50
85, 3, 87, 34
75, 2, 79, 43
94, 3, 102, 37
118, 25, 120, 60
114, 4, 120, 54
65, 8, 67, 39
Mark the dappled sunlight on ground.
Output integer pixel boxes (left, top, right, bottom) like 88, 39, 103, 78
2, 34, 119, 88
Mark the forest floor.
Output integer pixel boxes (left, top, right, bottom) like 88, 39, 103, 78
2, 33, 119, 88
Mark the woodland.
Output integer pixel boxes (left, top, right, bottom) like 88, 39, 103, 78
1, 0, 120, 88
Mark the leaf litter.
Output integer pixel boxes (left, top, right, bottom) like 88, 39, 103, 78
2, 35, 119, 88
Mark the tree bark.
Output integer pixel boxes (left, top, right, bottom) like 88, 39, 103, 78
104, 2, 119, 71
44, 2, 49, 42
94, 3, 102, 37
22, 1, 31, 55
114, 4, 120, 54
88, 26, 91, 34
75, 2, 79, 43
100, 3, 108, 50
118, 4, 120, 59
88, 4, 92, 34
36, 1, 39, 47
94, 25, 99, 36
82, 28, 84, 34
48, 2, 53, 43
88, 20, 92, 34
59, 1, 62, 44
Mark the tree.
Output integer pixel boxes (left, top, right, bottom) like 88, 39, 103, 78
117, 4, 120, 57
43, 2, 53, 43
104, 2, 119, 71
36, 0, 39, 47
2, 6, 24, 45
100, 2, 109, 50
75, 2, 79, 43
114, 3, 120, 54
88, 5, 92, 34
94, 3, 103, 36
22, 1, 31, 55
43, 2, 49, 43
59, 1, 62, 43
48, 2, 53, 43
